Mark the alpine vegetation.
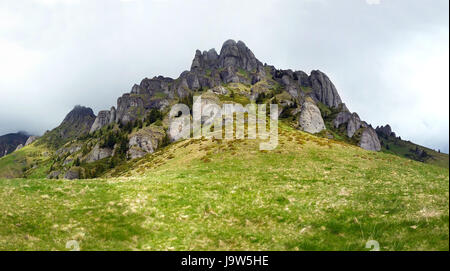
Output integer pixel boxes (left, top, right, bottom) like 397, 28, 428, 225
0, 40, 448, 251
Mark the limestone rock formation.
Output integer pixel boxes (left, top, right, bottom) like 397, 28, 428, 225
116, 94, 145, 124
359, 127, 382, 151
110, 106, 117, 124
376, 125, 396, 138
299, 100, 326, 134
127, 126, 166, 159
333, 111, 352, 129
90, 110, 111, 133
89, 107, 117, 133
347, 113, 365, 138
219, 40, 263, 72
309, 70, 342, 108
86, 144, 113, 162
334, 111, 367, 138
191, 49, 219, 71
139, 76, 173, 96
332, 108, 381, 151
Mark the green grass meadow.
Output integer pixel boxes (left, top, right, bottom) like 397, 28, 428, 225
0, 125, 448, 251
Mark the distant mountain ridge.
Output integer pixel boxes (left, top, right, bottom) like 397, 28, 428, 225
0, 132, 29, 157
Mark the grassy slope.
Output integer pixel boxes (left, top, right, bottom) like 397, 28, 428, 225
0, 123, 448, 251
379, 136, 449, 169
321, 109, 449, 169
0, 143, 52, 179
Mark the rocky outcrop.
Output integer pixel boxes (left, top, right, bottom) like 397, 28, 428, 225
86, 144, 113, 162
127, 126, 166, 159
333, 111, 352, 129
359, 127, 382, 151
376, 125, 396, 138
191, 49, 219, 71
139, 76, 173, 96
62, 106, 96, 129
309, 70, 342, 108
208, 86, 228, 95
218, 40, 263, 72
181, 40, 267, 92
90, 106, 117, 133
64, 167, 82, 180
332, 109, 381, 151
116, 94, 145, 124
271, 70, 300, 99
347, 113, 365, 138
333, 111, 366, 138
25, 136, 39, 146
90, 110, 111, 133
298, 100, 326, 134
14, 144, 24, 151
110, 107, 116, 124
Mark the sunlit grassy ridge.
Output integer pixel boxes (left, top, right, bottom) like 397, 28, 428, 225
0, 124, 448, 251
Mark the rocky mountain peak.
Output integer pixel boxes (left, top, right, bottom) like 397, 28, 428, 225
62, 105, 96, 125
191, 49, 219, 71
218, 39, 262, 71
43, 105, 97, 145
190, 39, 262, 73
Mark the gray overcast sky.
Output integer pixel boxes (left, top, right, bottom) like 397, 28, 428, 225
0, 0, 448, 152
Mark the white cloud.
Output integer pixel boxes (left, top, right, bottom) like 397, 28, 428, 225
0, 39, 43, 81
0, 0, 448, 152
366, 0, 381, 5
32, 0, 81, 5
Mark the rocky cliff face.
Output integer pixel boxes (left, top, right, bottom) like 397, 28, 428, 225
90, 107, 117, 133
116, 94, 145, 124
90, 110, 112, 133
309, 70, 342, 108
268, 68, 343, 110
